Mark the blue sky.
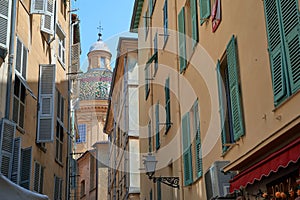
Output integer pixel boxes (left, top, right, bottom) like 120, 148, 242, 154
72, 0, 137, 72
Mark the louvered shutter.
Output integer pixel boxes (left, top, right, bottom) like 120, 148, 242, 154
280, 0, 300, 93
20, 147, 32, 189
37, 64, 56, 142
157, 181, 161, 200
148, 121, 152, 152
30, 0, 47, 14
199, 0, 211, 25
165, 77, 171, 132
11, 137, 21, 184
216, 60, 227, 152
70, 43, 80, 77
182, 113, 193, 185
264, 0, 286, 105
226, 36, 244, 141
54, 176, 62, 200
0, 0, 10, 49
191, 0, 198, 47
155, 103, 160, 149
41, 0, 55, 35
34, 162, 40, 192
0, 119, 16, 178
154, 33, 158, 73
193, 101, 202, 178
178, 8, 187, 73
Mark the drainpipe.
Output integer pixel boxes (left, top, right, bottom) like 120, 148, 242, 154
5, 0, 17, 119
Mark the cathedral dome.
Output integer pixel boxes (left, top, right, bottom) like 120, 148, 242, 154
79, 68, 112, 100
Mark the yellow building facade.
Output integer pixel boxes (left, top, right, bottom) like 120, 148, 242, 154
0, 0, 81, 199
131, 0, 300, 199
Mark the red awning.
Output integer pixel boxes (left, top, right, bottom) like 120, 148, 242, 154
230, 137, 300, 193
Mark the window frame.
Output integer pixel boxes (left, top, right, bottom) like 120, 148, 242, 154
76, 124, 86, 143
163, 0, 169, 44
13, 75, 26, 129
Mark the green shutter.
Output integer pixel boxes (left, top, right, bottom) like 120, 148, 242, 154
165, 77, 171, 132
264, 0, 286, 105
191, 0, 199, 47
157, 181, 161, 200
150, 189, 153, 200
226, 36, 244, 141
182, 113, 193, 185
199, 0, 211, 25
216, 60, 227, 152
155, 103, 160, 150
280, 0, 300, 93
145, 65, 150, 99
193, 101, 202, 178
178, 8, 187, 73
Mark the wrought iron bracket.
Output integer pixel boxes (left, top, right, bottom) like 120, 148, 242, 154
150, 176, 179, 189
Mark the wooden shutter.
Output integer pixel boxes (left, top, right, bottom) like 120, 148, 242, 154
191, 0, 199, 46
199, 0, 211, 25
11, 137, 21, 184
70, 43, 80, 77
226, 36, 244, 141
178, 8, 187, 73
37, 64, 56, 142
0, 119, 16, 178
30, 0, 47, 14
41, 0, 55, 35
54, 176, 62, 200
155, 103, 160, 149
280, 0, 300, 93
182, 113, 193, 185
216, 60, 227, 152
264, 0, 286, 104
165, 77, 171, 132
193, 101, 202, 178
20, 147, 32, 189
0, 0, 10, 49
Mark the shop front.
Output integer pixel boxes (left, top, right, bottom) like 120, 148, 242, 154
229, 137, 300, 200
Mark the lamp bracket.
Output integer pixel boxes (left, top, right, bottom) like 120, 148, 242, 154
151, 176, 179, 189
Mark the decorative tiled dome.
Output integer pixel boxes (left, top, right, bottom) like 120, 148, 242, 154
79, 68, 112, 100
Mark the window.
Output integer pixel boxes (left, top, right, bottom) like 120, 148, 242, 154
155, 103, 160, 150
60, 0, 66, 19
55, 122, 63, 163
20, 147, 32, 189
217, 36, 244, 152
181, 99, 203, 185
13, 75, 26, 129
37, 64, 56, 143
199, 0, 211, 25
178, 7, 187, 73
264, 0, 300, 106
148, 120, 152, 152
163, 0, 168, 43
144, 9, 149, 39
80, 180, 85, 197
54, 176, 63, 200
153, 32, 158, 74
100, 57, 105, 68
15, 38, 28, 79
165, 77, 171, 133
0, 0, 10, 53
57, 25, 66, 66
145, 64, 151, 99
77, 124, 86, 143
34, 161, 44, 194
149, 189, 153, 200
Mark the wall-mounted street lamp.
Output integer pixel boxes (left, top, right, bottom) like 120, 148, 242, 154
143, 153, 180, 189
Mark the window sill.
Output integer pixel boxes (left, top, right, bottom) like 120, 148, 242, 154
55, 159, 64, 167
36, 143, 47, 153
272, 89, 300, 112
16, 126, 25, 134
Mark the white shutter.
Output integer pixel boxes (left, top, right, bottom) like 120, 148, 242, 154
40, 0, 55, 35
30, 0, 47, 14
20, 147, 32, 189
0, 0, 10, 49
0, 118, 16, 178
37, 64, 56, 142
11, 137, 21, 184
